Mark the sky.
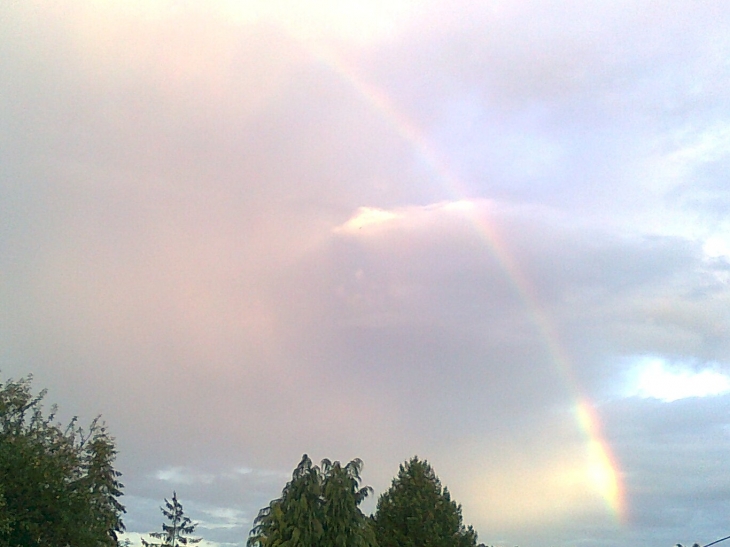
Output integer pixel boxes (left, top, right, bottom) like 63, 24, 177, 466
2, 1, 730, 546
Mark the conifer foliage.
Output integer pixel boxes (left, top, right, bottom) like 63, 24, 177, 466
0, 375, 125, 546
373, 457, 478, 547
248, 454, 376, 547
143, 492, 202, 547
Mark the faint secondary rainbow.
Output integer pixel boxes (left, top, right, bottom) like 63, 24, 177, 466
314, 45, 627, 523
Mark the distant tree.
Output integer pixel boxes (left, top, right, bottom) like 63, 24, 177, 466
373, 456, 478, 547
0, 374, 125, 546
248, 454, 376, 547
143, 492, 202, 547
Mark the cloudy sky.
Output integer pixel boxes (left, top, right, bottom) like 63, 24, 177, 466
2, 1, 730, 546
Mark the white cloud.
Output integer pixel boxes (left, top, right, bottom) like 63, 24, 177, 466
234, 466, 253, 475
334, 199, 496, 237
625, 356, 730, 402
704, 234, 730, 259
197, 506, 247, 531
154, 466, 216, 485
335, 206, 402, 233
119, 531, 234, 547
154, 465, 290, 486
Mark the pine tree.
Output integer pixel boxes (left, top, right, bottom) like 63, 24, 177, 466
143, 492, 202, 547
78, 419, 126, 544
374, 457, 478, 547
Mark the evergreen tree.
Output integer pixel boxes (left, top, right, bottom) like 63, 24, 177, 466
321, 458, 376, 547
373, 457, 478, 547
0, 374, 125, 546
248, 454, 324, 547
143, 492, 202, 547
248, 454, 376, 547
79, 419, 126, 543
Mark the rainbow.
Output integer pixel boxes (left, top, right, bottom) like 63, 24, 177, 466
23, 0, 627, 526
313, 44, 627, 523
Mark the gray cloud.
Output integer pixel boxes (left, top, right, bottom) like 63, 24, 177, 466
2, 1, 730, 546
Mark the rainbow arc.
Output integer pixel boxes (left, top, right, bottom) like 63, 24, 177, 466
315, 44, 627, 523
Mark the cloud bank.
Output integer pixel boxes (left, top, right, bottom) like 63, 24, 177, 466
2, 1, 730, 546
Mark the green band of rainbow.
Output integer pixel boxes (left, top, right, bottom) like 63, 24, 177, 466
315, 44, 626, 523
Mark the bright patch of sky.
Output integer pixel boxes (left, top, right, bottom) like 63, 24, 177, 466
336, 206, 401, 232
155, 466, 216, 485
625, 356, 730, 402
218, 0, 421, 45
120, 531, 232, 547
704, 234, 730, 259
197, 506, 247, 531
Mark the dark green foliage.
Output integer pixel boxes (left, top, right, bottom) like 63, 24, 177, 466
248, 454, 376, 547
373, 457, 478, 547
143, 492, 202, 547
0, 374, 125, 546
248, 454, 324, 547
320, 458, 377, 547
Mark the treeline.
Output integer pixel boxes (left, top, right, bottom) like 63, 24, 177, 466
140, 454, 482, 547
0, 375, 481, 547
248, 453, 480, 547
0, 375, 483, 546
